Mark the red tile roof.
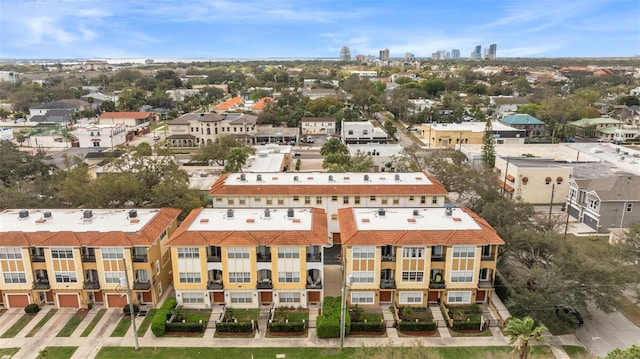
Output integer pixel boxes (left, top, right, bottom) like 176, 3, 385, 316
252, 97, 273, 110
214, 97, 243, 111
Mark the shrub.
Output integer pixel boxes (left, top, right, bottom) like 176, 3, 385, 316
268, 322, 305, 333
398, 321, 437, 332
122, 303, 139, 315
350, 321, 384, 332
451, 320, 483, 331
316, 296, 350, 338
216, 322, 253, 333
165, 321, 205, 333
24, 303, 40, 314
151, 297, 177, 337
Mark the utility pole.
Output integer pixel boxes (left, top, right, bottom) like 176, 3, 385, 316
564, 191, 573, 240
122, 258, 140, 351
548, 183, 555, 222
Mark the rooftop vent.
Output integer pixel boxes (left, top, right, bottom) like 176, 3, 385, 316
43, 211, 52, 218
378, 208, 386, 216
257, 174, 262, 182
445, 208, 453, 216
18, 210, 29, 219
364, 175, 370, 181
287, 208, 294, 218
294, 176, 299, 182
328, 175, 334, 182
413, 209, 420, 216
407, 218, 416, 223
394, 174, 400, 181
83, 210, 93, 219
227, 209, 234, 218
128, 210, 138, 218
200, 218, 209, 223
264, 208, 271, 218
240, 173, 246, 182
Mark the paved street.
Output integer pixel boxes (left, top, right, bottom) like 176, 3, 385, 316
574, 303, 640, 357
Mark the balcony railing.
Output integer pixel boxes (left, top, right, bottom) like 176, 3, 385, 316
133, 281, 151, 290
207, 280, 224, 290
479, 279, 494, 288
481, 253, 495, 261
381, 254, 396, 262
380, 279, 396, 289
31, 255, 46, 263
81, 254, 96, 262
257, 279, 273, 289
207, 255, 222, 262
132, 254, 148, 263
83, 280, 101, 290
306, 280, 323, 289
429, 280, 446, 289
306, 253, 322, 262
431, 255, 445, 262
32, 279, 50, 290
256, 253, 272, 262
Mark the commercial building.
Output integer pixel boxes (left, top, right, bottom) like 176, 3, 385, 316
338, 206, 504, 306
77, 124, 127, 148
0, 208, 180, 309
379, 48, 390, 62
165, 207, 328, 308
419, 121, 526, 149
340, 46, 351, 61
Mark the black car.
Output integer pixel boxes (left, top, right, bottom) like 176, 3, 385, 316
555, 304, 584, 326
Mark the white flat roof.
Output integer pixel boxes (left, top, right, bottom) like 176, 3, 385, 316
188, 208, 313, 231
348, 144, 403, 157
0, 208, 159, 233
426, 121, 521, 132
352, 207, 481, 231
225, 172, 433, 186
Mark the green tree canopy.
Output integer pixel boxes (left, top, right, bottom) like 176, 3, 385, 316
481, 119, 496, 168
505, 316, 546, 359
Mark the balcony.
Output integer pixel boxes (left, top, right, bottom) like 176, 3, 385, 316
81, 254, 96, 262
133, 281, 151, 290
256, 253, 272, 262
429, 280, 446, 289
207, 280, 224, 290
83, 280, 100, 290
32, 279, 50, 290
31, 255, 46, 263
306, 280, 323, 289
207, 255, 222, 262
481, 253, 496, 261
380, 279, 396, 289
431, 255, 445, 262
381, 254, 396, 262
132, 254, 148, 263
306, 253, 322, 262
257, 278, 273, 289
479, 279, 494, 288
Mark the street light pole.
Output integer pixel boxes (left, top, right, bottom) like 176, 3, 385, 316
548, 183, 556, 222
122, 258, 140, 351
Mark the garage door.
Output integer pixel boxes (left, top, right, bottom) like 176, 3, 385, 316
58, 294, 79, 308
106, 294, 128, 308
7, 294, 29, 308
583, 214, 598, 230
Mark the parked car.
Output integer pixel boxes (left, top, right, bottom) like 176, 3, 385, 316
555, 304, 584, 326
407, 127, 417, 131
293, 152, 301, 157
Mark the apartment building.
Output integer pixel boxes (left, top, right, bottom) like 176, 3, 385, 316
165, 207, 328, 308
166, 112, 258, 147
0, 208, 180, 309
209, 172, 449, 236
338, 206, 504, 307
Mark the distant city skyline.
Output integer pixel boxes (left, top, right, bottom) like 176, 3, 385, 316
0, 0, 638, 59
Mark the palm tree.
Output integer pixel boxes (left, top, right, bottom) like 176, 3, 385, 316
505, 316, 547, 359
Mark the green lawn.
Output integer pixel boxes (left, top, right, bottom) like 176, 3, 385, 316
225, 308, 260, 322
563, 345, 594, 359
56, 310, 87, 337
26, 309, 58, 337
137, 309, 157, 337
1, 314, 35, 338
95, 346, 556, 359
0, 348, 20, 356
81, 309, 107, 337
111, 315, 132, 337
37, 346, 78, 359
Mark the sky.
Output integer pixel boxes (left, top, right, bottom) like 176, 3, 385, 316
0, 0, 638, 60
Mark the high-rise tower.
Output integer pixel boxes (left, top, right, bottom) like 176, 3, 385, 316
340, 46, 351, 61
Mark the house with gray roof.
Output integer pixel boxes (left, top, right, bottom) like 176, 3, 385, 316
566, 175, 640, 232
499, 114, 546, 138
568, 117, 624, 138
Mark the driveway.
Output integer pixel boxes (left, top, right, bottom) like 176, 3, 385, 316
574, 303, 640, 357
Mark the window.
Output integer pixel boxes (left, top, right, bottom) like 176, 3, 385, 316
293, 196, 299, 202
588, 198, 599, 210
305, 196, 311, 204
343, 196, 349, 204
331, 214, 338, 221
331, 196, 338, 202
158, 282, 163, 296
0, 248, 22, 259
402, 246, 425, 258
452, 246, 475, 258
401, 271, 424, 282
105, 271, 125, 284
156, 260, 161, 275
177, 248, 200, 259
351, 271, 375, 283
447, 291, 471, 304
409, 195, 414, 201
381, 196, 388, 204
227, 248, 249, 259
179, 272, 202, 283
626, 203, 633, 212
3, 272, 27, 284
183, 293, 204, 304
266, 197, 273, 205
55, 271, 78, 283
432, 245, 443, 257
230, 293, 252, 304
51, 248, 74, 259
102, 248, 124, 259
351, 292, 374, 304
227, 198, 234, 205
277, 248, 299, 259
255, 196, 261, 202
352, 246, 375, 259
354, 196, 360, 204
229, 272, 251, 283
432, 196, 438, 204
277, 197, 284, 205
239, 197, 246, 205
451, 270, 474, 283
316, 196, 322, 204
399, 291, 423, 305
370, 195, 376, 201
278, 272, 300, 283
279, 292, 301, 304
420, 196, 426, 204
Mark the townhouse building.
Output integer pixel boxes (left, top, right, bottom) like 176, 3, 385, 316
208, 172, 449, 236
0, 208, 180, 309
338, 206, 504, 307
166, 112, 258, 147
165, 207, 328, 308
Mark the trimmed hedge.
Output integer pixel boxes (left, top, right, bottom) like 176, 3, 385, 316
122, 304, 139, 315
397, 321, 437, 332
165, 321, 205, 333
451, 320, 483, 331
216, 322, 253, 333
151, 297, 177, 337
316, 296, 350, 338
350, 321, 384, 332
268, 322, 305, 333
447, 304, 482, 314
24, 303, 40, 314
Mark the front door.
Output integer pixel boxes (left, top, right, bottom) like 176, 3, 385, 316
260, 291, 272, 304
379, 291, 392, 302
476, 290, 486, 303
